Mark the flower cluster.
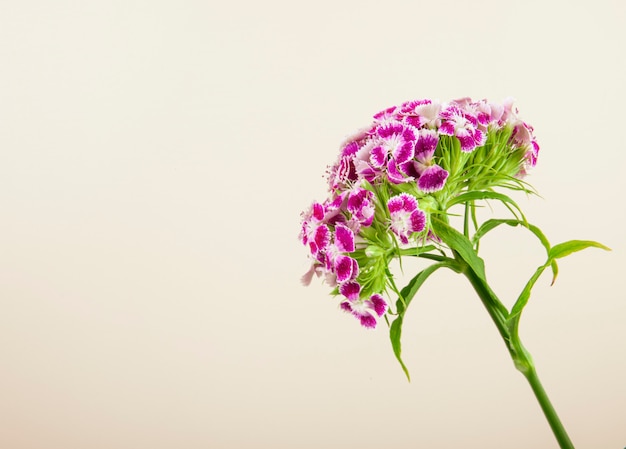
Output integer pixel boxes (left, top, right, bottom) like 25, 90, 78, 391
301, 97, 539, 328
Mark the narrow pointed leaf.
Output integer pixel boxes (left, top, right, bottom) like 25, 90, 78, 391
390, 317, 410, 381
548, 240, 611, 260
447, 191, 526, 222
399, 262, 456, 310
509, 239, 610, 329
472, 219, 550, 252
550, 260, 559, 286
390, 261, 456, 381
431, 217, 486, 280
472, 218, 558, 284
471, 218, 504, 243
397, 245, 438, 258
509, 262, 549, 321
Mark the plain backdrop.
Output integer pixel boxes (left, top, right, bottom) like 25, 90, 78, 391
1, 1, 624, 448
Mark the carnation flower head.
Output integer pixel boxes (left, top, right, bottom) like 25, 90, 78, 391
300, 97, 539, 329
387, 193, 426, 244
298, 97, 612, 448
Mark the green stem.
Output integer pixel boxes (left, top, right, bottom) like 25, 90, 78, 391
524, 365, 575, 449
458, 257, 575, 449
464, 202, 470, 238
461, 257, 510, 336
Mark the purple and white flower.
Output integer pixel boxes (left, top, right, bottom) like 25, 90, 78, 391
325, 224, 359, 283
370, 121, 417, 168
340, 282, 388, 329
387, 193, 427, 244
399, 99, 442, 129
301, 97, 540, 328
439, 104, 486, 152
402, 129, 449, 192
347, 187, 375, 227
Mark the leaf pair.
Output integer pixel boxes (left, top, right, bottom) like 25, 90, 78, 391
389, 212, 610, 380
507, 239, 611, 336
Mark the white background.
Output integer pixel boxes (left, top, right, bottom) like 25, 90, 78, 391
1, 1, 624, 448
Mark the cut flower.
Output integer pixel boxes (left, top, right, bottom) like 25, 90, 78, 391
300, 97, 540, 328
387, 193, 426, 244
298, 96, 610, 449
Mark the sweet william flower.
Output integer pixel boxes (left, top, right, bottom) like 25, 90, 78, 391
299, 96, 611, 448
301, 97, 541, 328
387, 193, 426, 244
325, 223, 359, 284
370, 121, 417, 168
347, 186, 375, 227
340, 282, 388, 329
300, 200, 356, 286
439, 103, 486, 152
474, 99, 505, 128
308, 224, 330, 258
399, 99, 442, 129
300, 202, 324, 247
400, 129, 449, 193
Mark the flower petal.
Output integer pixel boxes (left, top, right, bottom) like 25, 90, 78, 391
387, 195, 404, 213
404, 115, 424, 128
373, 105, 397, 120
387, 159, 411, 184
400, 193, 418, 211
341, 141, 360, 157
410, 209, 426, 233
457, 132, 476, 152
359, 314, 377, 328
314, 224, 330, 251
340, 301, 353, 313
418, 165, 449, 193
414, 130, 439, 162
334, 224, 355, 253
393, 141, 414, 164
369, 294, 387, 317
339, 281, 361, 300
350, 257, 360, 279
472, 128, 486, 147
376, 121, 405, 138
438, 120, 455, 136
335, 255, 356, 283
370, 145, 387, 167
312, 203, 324, 221
347, 300, 378, 328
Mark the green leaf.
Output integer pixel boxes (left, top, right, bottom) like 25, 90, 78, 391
549, 260, 559, 286
508, 239, 611, 331
548, 240, 611, 260
397, 245, 438, 257
471, 218, 505, 243
447, 191, 526, 222
390, 261, 456, 381
472, 219, 548, 250
431, 217, 486, 280
399, 262, 455, 311
472, 218, 559, 285
389, 316, 410, 381
509, 262, 549, 322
